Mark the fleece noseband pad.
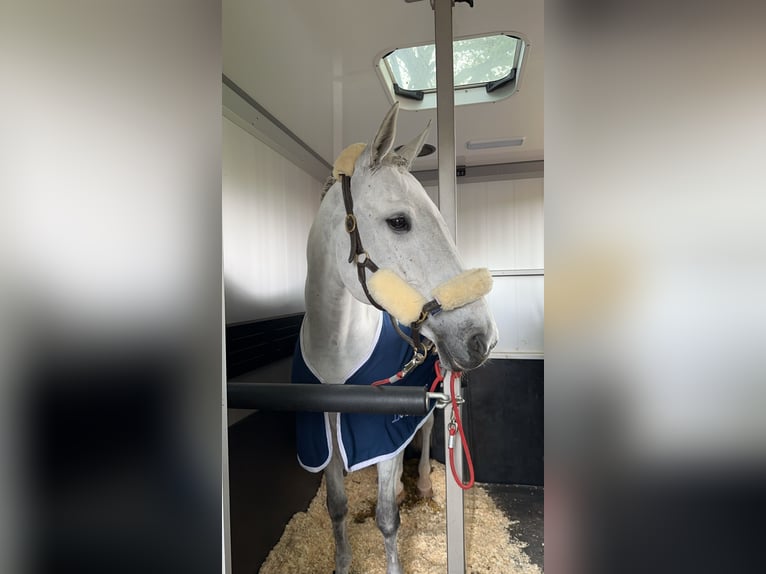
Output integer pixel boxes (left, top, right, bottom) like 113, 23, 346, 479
431, 268, 493, 310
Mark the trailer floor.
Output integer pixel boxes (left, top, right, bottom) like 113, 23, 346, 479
481, 482, 544, 570
228, 409, 543, 573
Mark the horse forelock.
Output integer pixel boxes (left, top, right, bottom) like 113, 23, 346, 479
383, 153, 409, 169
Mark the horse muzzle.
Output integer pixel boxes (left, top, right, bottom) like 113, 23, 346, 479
423, 302, 498, 371
366, 267, 497, 371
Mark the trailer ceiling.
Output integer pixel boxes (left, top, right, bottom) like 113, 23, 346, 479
223, 0, 542, 172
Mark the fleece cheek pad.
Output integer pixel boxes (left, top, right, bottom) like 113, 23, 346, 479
367, 269, 428, 326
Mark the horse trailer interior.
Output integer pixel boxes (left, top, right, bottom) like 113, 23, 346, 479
9, 1, 762, 573
223, 1, 543, 572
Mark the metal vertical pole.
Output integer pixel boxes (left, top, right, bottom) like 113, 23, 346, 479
221, 276, 232, 574
435, 0, 457, 240
434, 3, 463, 570
444, 371, 465, 573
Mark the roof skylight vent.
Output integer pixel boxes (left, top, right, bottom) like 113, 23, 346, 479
376, 33, 527, 110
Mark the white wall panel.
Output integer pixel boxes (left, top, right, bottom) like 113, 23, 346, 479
458, 178, 544, 269
507, 178, 545, 268
486, 276, 544, 358
456, 177, 544, 357
223, 117, 322, 324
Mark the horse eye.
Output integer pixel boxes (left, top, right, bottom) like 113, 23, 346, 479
386, 216, 410, 232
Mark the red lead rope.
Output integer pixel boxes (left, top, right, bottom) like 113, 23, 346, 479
374, 359, 475, 490
434, 362, 475, 490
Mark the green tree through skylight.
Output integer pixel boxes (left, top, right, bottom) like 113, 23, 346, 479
386, 35, 518, 92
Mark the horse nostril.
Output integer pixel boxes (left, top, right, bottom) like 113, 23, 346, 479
469, 332, 488, 357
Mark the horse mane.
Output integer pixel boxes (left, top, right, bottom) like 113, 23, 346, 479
320, 153, 407, 202
321, 176, 336, 200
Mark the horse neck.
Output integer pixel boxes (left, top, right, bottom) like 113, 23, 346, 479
301, 194, 381, 384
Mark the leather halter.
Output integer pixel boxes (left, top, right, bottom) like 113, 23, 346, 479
340, 174, 438, 366
341, 174, 383, 310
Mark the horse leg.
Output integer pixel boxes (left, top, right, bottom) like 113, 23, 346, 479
326, 417, 352, 574
377, 454, 404, 574
416, 413, 434, 498
394, 452, 405, 504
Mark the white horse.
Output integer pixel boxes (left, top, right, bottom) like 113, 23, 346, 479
293, 103, 498, 574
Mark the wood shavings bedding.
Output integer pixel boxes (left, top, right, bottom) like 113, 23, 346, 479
259, 460, 541, 574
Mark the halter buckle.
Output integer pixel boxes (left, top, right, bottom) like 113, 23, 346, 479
345, 213, 357, 234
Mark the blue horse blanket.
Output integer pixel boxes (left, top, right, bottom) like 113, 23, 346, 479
292, 312, 437, 472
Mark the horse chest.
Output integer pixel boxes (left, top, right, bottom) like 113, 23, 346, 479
292, 312, 437, 473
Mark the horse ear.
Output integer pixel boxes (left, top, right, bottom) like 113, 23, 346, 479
369, 102, 399, 169
395, 120, 431, 171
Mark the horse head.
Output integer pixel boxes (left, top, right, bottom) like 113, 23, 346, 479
331, 103, 498, 371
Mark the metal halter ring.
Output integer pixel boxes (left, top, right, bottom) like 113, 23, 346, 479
413, 310, 429, 328
345, 213, 357, 233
